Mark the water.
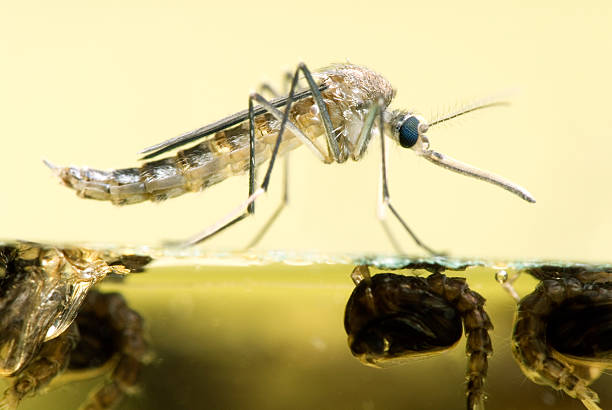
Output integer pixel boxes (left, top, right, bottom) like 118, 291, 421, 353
11, 256, 611, 410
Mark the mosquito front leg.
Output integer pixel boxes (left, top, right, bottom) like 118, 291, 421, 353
350, 102, 409, 252
350, 99, 439, 255
374, 101, 440, 256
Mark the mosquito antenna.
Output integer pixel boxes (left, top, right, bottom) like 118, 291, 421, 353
428, 98, 510, 128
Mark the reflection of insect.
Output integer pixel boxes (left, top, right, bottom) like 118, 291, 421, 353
46, 63, 535, 254
344, 265, 493, 410
0, 241, 151, 409
498, 265, 611, 410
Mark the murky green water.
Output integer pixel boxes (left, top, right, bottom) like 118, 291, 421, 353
9, 258, 610, 410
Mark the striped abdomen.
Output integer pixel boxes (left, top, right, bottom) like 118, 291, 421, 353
49, 111, 311, 205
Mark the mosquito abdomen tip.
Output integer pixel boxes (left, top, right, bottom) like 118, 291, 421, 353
43, 159, 60, 174
522, 192, 536, 203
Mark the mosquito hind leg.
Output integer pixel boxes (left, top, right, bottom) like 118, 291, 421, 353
295, 63, 345, 162
259, 63, 345, 163
243, 76, 296, 249
258, 83, 280, 98
186, 64, 326, 246
244, 155, 289, 249
258, 67, 294, 98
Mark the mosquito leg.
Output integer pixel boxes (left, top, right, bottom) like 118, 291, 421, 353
247, 96, 257, 214
259, 68, 294, 95
258, 83, 280, 98
249, 79, 329, 213
248, 79, 288, 215
495, 269, 522, 302
378, 213, 406, 255
248, 81, 281, 216
352, 99, 379, 161
374, 101, 441, 256
241, 78, 293, 247
344, 99, 405, 253
244, 70, 305, 244
255, 64, 340, 164
246, 70, 295, 246
296, 63, 344, 162
283, 71, 294, 91
244, 154, 289, 249
347, 99, 437, 255
186, 64, 318, 246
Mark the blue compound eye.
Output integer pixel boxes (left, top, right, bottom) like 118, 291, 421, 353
398, 116, 420, 148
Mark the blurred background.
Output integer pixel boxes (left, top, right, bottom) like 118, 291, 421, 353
1, 1, 611, 261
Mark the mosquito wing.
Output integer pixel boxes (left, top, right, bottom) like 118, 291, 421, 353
138, 85, 328, 160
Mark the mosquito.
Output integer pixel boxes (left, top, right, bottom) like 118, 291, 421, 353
46, 63, 535, 254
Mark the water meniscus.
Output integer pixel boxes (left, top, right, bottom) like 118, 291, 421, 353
46, 63, 535, 254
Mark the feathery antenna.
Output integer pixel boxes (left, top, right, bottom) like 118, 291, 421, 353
428, 98, 510, 128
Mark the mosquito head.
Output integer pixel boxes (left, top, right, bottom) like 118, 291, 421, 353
388, 103, 536, 204
392, 112, 431, 152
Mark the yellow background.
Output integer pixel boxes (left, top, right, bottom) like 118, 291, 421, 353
1, 1, 611, 261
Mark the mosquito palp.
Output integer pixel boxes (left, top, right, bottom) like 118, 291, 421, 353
46, 63, 535, 254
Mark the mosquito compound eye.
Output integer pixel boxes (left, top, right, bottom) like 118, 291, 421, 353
398, 116, 420, 148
